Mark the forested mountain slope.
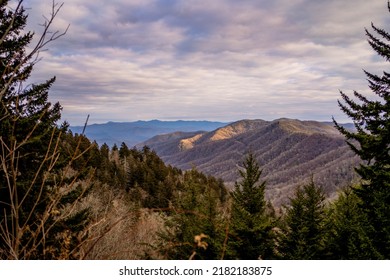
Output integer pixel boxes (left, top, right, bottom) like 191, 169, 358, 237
141, 119, 360, 206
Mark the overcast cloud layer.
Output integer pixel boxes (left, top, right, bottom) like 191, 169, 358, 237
20, 0, 390, 125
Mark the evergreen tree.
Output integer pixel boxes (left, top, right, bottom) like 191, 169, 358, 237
227, 153, 275, 260
277, 181, 328, 259
157, 169, 227, 260
0, 1, 90, 259
119, 142, 130, 159
126, 146, 175, 208
100, 143, 110, 159
327, 187, 380, 259
333, 1, 390, 258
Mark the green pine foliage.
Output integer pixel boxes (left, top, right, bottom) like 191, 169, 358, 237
156, 169, 228, 260
126, 146, 182, 208
326, 187, 380, 259
333, 1, 390, 258
226, 153, 276, 260
277, 181, 329, 259
0, 1, 92, 259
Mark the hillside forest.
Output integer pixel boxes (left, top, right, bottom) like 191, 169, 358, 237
1, 0, 390, 259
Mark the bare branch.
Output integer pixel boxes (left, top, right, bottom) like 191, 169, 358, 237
0, 1, 23, 46
0, 1, 68, 100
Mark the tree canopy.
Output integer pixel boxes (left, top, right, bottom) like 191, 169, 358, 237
0, 0, 90, 259
334, 1, 390, 258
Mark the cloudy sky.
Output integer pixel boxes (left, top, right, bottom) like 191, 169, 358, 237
21, 0, 390, 125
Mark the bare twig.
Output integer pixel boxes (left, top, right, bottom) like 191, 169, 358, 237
0, 0, 68, 100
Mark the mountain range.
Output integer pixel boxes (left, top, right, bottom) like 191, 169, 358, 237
70, 120, 228, 147
139, 118, 360, 207
71, 118, 359, 207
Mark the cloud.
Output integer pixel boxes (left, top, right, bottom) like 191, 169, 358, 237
19, 0, 390, 125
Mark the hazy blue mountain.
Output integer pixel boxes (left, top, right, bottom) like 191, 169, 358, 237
69, 120, 229, 147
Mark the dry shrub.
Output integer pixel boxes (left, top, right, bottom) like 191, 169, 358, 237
81, 184, 164, 260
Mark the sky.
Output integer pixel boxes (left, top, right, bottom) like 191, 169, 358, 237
19, 0, 390, 125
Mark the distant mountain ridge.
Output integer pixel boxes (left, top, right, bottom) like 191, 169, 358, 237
140, 118, 360, 206
70, 118, 358, 206
70, 120, 229, 147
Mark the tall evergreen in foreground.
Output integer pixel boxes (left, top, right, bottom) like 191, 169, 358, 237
156, 169, 228, 260
227, 153, 275, 259
0, 1, 90, 259
277, 181, 329, 259
327, 187, 380, 259
333, 1, 390, 258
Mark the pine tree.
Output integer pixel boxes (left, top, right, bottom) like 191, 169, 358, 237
119, 142, 130, 159
157, 169, 227, 260
333, 1, 390, 258
277, 181, 328, 260
327, 187, 380, 259
0, 1, 90, 259
227, 153, 275, 260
